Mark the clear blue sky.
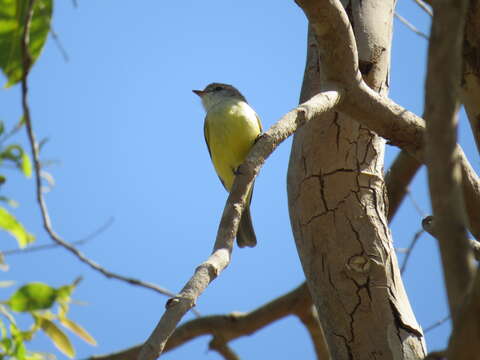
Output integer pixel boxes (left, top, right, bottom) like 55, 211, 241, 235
1, 0, 476, 359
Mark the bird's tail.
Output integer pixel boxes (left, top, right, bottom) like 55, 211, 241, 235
237, 205, 257, 248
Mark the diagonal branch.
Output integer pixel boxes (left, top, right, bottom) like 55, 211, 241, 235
20, 0, 177, 302
92, 283, 329, 360
394, 12, 429, 40
2, 217, 114, 256
412, 0, 433, 17
137, 90, 343, 360
385, 150, 422, 222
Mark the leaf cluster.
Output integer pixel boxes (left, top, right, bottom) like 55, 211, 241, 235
0, 280, 97, 360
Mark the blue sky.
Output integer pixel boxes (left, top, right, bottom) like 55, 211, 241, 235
1, 0, 477, 359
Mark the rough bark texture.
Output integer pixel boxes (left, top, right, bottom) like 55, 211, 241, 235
287, 1, 425, 359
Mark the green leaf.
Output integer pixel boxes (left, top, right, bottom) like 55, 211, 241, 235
0, 121, 4, 135
39, 318, 74, 358
1, 144, 22, 162
59, 317, 97, 346
13, 338, 26, 360
8, 282, 57, 312
1, 337, 13, 353
0, 175, 5, 185
20, 151, 32, 178
55, 286, 72, 304
0, 207, 35, 248
0, 0, 53, 86
25, 353, 46, 360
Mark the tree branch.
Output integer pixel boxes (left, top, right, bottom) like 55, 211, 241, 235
394, 12, 429, 40
447, 266, 480, 359
460, 0, 480, 154
93, 282, 329, 360
208, 337, 239, 360
295, 304, 330, 359
412, 0, 433, 17
342, 83, 480, 241
385, 150, 422, 222
137, 90, 343, 360
20, 0, 177, 302
424, 0, 475, 316
2, 217, 114, 256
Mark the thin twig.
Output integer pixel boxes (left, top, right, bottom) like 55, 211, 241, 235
424, 315, 450, 333
400, 229, 424, 274
0, 122, 24, 147
411, 0, 433, 16
394, 12, 429, 40
50, 24, 69, 62
406, 188, 426, 217
2, 217, 114, 256
19, 1, 182, 304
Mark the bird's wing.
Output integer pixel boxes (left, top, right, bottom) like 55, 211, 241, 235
203, 118, 213, 159
204, 118, 227, 190
255, 112, 263, 132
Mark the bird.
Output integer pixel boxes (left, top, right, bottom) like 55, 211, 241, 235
193, 83, 262, 248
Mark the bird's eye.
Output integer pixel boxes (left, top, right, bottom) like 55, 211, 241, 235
214, 86, 223, 92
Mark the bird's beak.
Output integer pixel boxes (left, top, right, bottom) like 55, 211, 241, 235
192, 89, 204, 97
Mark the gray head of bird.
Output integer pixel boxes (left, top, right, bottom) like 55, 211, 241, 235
193, 83, 247, 111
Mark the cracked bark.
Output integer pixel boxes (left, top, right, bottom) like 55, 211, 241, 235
288, 0, 425, 359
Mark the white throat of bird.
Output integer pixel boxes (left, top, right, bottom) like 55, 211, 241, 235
200, 92, 243, 112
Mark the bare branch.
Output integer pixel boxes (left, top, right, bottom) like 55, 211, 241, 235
50, 24, 70, 62
209, 338, 239, 360
2, 217, 114, 256
295, 305, 330, 359
424, 315, 450, 333
20, 0, 177, 302
424, 0, 475, 316
447, 267, 480, 359
394, 12, 429, 40
461, 0, 480, 154
93, 283, 329, 360
137, 90, 343, 360
342, 82, 480, 242
411, 0, 433, 17
400, 229, 424, 274
385, 150, 422, 222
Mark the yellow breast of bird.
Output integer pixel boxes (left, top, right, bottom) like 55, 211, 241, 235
205, 100, 262, 191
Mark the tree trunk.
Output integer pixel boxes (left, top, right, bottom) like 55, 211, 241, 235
287, 1, 426, 358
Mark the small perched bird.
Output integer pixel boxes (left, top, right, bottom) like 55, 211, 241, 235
193, 83, 262, 248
